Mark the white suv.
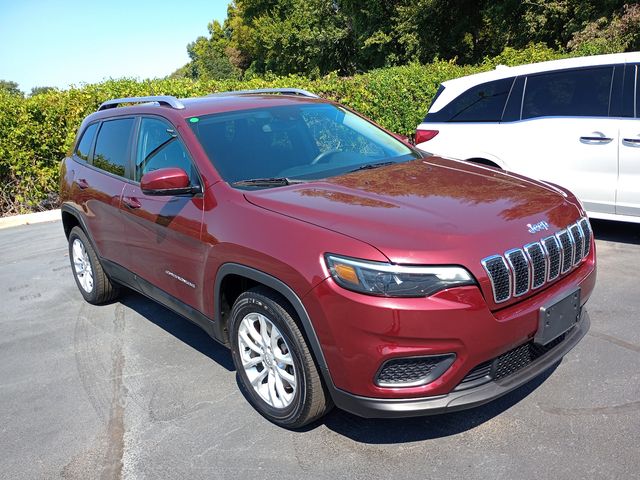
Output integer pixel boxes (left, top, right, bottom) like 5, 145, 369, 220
415, 52, 640, 223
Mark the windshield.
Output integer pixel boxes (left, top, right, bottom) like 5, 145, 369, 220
188, 103, 420, 187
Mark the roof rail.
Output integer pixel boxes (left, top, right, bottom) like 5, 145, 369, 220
208, 88, 320, 99
98, 95, 185, 111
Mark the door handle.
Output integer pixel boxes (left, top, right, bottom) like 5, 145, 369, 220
580, 136, 613, 143
622, 137, 640, 145
123, 196, 142, 209
76, 178, 90, 190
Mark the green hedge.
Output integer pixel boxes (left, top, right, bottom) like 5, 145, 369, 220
0, 44, 565, 215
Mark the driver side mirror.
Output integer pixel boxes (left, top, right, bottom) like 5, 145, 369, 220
140, 167, 198, 196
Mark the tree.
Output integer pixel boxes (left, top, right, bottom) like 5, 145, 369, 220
177, 0, 635, 79
186, 20, 242, 80
0, 80, 23, 97
30, 86, 55, 96
569, 3, 640, 54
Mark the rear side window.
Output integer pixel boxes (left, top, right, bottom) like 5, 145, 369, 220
135, 117, 197, 183
75, 123, 98, 161
93, 118, 135, 177
426, 78, 514, 123
522, 67, 614, 119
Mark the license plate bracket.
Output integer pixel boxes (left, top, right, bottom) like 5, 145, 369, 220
534, 288, 581, 346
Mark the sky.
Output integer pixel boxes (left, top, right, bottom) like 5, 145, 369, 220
0, 0, 229, 93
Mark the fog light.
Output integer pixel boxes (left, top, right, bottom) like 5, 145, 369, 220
375, 354, 456, 388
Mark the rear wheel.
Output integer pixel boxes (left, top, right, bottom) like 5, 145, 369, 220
68, 226, 119, 304
229, 287, 331, 428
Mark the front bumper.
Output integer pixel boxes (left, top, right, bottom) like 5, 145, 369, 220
330, 310, 590, 418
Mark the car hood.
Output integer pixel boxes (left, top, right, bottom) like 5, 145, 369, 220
243, 157, 583, 267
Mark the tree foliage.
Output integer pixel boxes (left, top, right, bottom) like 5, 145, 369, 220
568, 3, 640, 54
0, 44, 564, 215
0, 80, 23, 97
179, 0, 633, 79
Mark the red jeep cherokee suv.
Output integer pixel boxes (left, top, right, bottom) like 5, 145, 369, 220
60, 89, 596, 428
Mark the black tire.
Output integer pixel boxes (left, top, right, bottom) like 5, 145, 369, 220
229, 286, 332, 428
68, 226, 119, 304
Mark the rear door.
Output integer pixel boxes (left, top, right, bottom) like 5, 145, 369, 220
500, 65, 619, 214
74, 118, 134, 265
120, 116, 206, 310
617, 64, 640, 217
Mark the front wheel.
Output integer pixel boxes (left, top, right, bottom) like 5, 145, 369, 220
229, 287, 332, 428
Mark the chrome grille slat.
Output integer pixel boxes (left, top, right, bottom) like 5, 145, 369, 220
481, 255, 512, 303
481, 217, 592, 305
579, 218, 592, 257
556, 230, 574, 273
542, 235, 561, 281
569, 224, 584, 264
505, 249, 530, 297
524, 242, 547, 289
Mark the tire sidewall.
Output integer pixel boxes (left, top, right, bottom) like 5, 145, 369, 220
229, 293, 309, 426
68, 228, 98, 303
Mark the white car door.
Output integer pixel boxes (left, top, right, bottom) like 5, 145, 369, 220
501, 117, 618, 214
617, 120, 640, 216
615, 64, 640, 217
499, 66, 618, 215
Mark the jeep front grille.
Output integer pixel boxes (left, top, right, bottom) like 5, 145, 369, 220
481, 217, 592, 304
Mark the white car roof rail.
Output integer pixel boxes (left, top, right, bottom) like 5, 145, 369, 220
98, 95, 185, 111
208, 88, 320, 98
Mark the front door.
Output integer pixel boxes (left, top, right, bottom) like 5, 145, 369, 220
120, 116, 206, 310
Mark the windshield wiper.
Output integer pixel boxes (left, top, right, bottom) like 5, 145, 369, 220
231, 177, 306, 188
348, 161, 395, 173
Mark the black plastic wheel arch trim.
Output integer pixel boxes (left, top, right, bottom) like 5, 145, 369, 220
214, 263, 333, 385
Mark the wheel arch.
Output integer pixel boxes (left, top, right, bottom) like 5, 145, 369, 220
60, 204, 101, 256
214, 263, 333, 387
466, 157, 503, 169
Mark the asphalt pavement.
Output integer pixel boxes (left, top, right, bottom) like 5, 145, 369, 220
0, 219, 638, 480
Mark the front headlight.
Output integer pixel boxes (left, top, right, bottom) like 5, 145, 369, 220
325, 254, 475, 297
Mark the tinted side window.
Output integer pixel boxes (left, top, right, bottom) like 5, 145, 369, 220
135, 118, 197, 183
502, 76, 525, 122
93, 118, 134, 177
75, 123, 98, 161
522, 67, 613, 119
426, 78, 514, 122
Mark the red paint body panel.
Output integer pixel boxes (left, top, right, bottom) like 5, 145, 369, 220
302, 251, 595, 398
60, 93, 597, 411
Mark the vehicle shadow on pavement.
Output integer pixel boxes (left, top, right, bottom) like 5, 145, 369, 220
319, 364, 558, 443
591, 219, 640, 245
118, 290, 235, 372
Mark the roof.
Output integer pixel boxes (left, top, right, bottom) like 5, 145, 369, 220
431, 52, 640, 113
84, 92, 328, 126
